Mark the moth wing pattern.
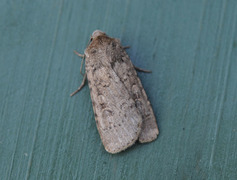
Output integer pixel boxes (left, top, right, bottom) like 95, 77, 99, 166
84, 35, 143, 153
104, 38, 159, 143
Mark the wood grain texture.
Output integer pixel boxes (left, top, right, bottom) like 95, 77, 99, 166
0, 0, 237, 179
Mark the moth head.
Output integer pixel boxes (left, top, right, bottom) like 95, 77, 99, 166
91, 30, 106, 39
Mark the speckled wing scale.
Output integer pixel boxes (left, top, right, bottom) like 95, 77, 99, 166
72, 30, 159, 154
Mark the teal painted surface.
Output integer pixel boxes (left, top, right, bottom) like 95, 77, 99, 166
0, 0, 237, 179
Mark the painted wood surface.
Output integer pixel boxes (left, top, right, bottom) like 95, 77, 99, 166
0, 0, 236, 179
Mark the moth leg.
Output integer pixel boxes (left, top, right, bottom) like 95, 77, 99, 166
79, 57, 85, 75
70, 73, 87, 96
123, 46, 130, 49
74, 50, 85, 58
74, 50, 85, 75
134, 65, 152, 73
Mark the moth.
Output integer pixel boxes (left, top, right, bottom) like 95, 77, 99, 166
71, 30, 159, 154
